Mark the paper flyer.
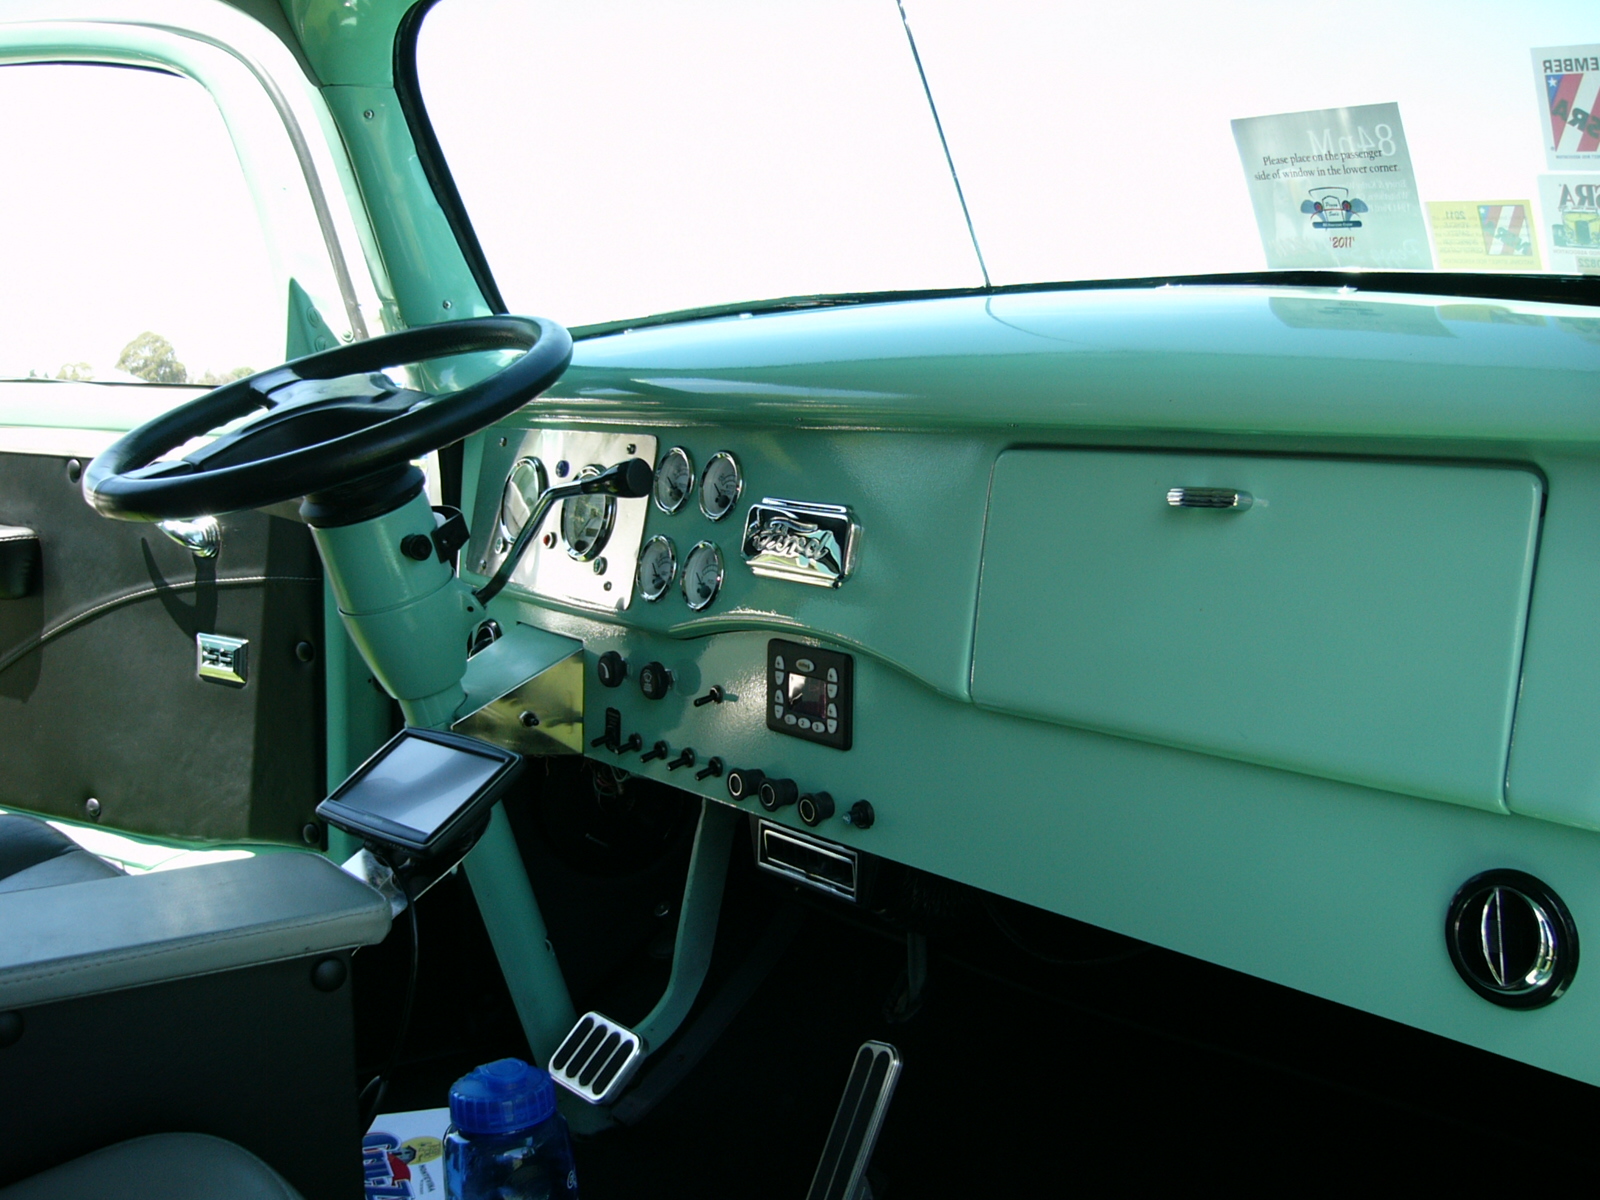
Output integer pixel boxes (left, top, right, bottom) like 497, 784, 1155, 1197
1232, 103, 1431, 270
364, 1108, 450, 1199
1426, 201, 1541, 271
1532, 45, 1600, 168
1537, 175, 1600, 274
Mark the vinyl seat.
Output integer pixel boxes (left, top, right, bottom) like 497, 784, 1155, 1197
0, 813, 121, 894
0, 1134, 304, 1200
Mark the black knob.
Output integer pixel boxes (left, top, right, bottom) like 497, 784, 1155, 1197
667, 748, 696, 771
640, 740, 669, 763
597, 651, 627, 688
400, 533, 433, 561
617, 733, 643, 755
798, 792, 835, 827
696, 757, 724, 782
693, 686, 724, 707
759, 778, 798, 811
726, 768, 766, 802
845, 800, 875, 830
639, 662, 673, 700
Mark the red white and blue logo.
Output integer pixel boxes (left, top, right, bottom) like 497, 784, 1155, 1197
1546, 72, 1600, 155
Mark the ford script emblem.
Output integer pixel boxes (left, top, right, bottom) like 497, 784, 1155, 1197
1445, 869, 1578, 1009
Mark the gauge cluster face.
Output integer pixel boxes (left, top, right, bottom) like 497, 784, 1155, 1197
653, 447, 694, 514
464, 429, 657, 611
637, 535, 677, 602
561, 466, 616, 562
682, 541, 724, 611
469, 433, 755, 617
699, 452, 742, 521
497, 456, 547, 554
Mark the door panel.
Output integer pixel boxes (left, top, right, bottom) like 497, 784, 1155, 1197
0, 450, 323, 843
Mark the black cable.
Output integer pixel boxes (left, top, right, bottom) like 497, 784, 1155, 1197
360, 895, 421, 1129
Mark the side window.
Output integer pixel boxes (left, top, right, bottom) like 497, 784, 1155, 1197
0, 64, 281, 387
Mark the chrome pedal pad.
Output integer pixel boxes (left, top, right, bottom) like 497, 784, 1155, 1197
806, 1041, 902, 1200
549, 1011, 643, 1104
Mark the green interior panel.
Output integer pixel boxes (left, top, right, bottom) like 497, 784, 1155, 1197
972, 450, 1542, 810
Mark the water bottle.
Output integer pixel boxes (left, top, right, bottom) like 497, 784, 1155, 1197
444, 1058, 579, 1199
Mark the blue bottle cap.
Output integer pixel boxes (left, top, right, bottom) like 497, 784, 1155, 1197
448, 1058, 556, 1135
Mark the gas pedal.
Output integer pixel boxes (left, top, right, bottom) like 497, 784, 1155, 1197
806, 1041, 902, 1200
548, 1012, 642, 1104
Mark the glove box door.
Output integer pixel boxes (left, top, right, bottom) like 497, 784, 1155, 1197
971, 450, 1542, 810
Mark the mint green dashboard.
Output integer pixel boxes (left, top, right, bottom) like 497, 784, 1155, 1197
458, 284, 1600, 1085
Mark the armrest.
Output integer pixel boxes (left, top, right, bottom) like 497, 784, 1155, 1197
0, 852, 391, 1010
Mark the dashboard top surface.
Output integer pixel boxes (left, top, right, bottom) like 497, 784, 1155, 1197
539, 285, 1600, 444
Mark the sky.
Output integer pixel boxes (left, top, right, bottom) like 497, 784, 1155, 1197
419, 0, 1597, 326
0, 0, 1592, 379
0, 63, 280, 384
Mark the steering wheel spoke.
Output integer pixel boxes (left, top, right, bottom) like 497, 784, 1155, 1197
83, 317, 572, 521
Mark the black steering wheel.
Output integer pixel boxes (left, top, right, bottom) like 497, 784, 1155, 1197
83, 316, 572, 522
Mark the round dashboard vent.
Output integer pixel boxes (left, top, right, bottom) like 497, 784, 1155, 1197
1445, 869, 1578, 1009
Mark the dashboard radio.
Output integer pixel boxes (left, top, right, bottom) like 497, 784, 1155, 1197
768, 639, 852, 750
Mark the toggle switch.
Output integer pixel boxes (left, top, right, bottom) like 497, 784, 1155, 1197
693, 686, 724, 707
616, 733, 643, 755
667, 748, 696, 771
696, 757, 724, 782
640, 740, 669, 763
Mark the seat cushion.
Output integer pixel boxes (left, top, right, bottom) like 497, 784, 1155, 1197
0, 1133, 304, 1200
0, 813, 121, 894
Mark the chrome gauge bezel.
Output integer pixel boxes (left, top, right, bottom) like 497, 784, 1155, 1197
636, 535, 678, 602
681, 540, 724, 611
560, 465, 616, 562
698, 451, 743, 522
653, 446, 695, 514
496, 456, 548, 553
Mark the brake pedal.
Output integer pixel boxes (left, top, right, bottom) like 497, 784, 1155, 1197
548, 1012, 642, 1104
806, 1041, 902, 1200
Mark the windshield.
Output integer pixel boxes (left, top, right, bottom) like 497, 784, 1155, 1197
419, 0, 1597, 328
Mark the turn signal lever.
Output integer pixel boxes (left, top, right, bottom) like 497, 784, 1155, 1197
474, 458, 653, 605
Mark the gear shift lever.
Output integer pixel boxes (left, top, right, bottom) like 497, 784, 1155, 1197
473, 458, 653, 605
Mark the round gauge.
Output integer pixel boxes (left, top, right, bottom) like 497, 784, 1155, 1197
637, 535, 677, 602
699, 451, 743, 521
496, 457, 547, 552
560, 465, 616, 561
681, 541, 724, 611
653, 447, 694, 514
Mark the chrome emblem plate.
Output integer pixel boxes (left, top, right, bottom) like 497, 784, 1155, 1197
741, 498, 858, 588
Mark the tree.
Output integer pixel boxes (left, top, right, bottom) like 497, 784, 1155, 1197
198, 366, 255, 386
55, 362, 94, 381
116, 332, 187, 384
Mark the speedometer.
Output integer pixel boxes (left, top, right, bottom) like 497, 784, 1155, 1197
497, 456, 547, 553
637, 535, 677, 601
699, 451, 742, 521
682, 541, 724, 611
653, 447, 694, 514
560, 465, 615, 561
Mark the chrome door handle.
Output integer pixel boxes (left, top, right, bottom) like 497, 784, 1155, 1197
1166, 487, 1252, 511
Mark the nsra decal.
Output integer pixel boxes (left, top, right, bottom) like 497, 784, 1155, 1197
1531, 46, 1600, 166
1478, 205, 1533, 257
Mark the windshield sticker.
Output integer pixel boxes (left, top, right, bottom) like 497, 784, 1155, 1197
1538, 175, 1600, 274
1532, 46, 1600, 168
1232, 103, 1431, 270
1426, 202, 1542, 271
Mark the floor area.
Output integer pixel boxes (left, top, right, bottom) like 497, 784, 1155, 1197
356, 767, 1600, 1195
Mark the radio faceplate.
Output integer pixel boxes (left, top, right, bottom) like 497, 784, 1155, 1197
767, 638, 853, 750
